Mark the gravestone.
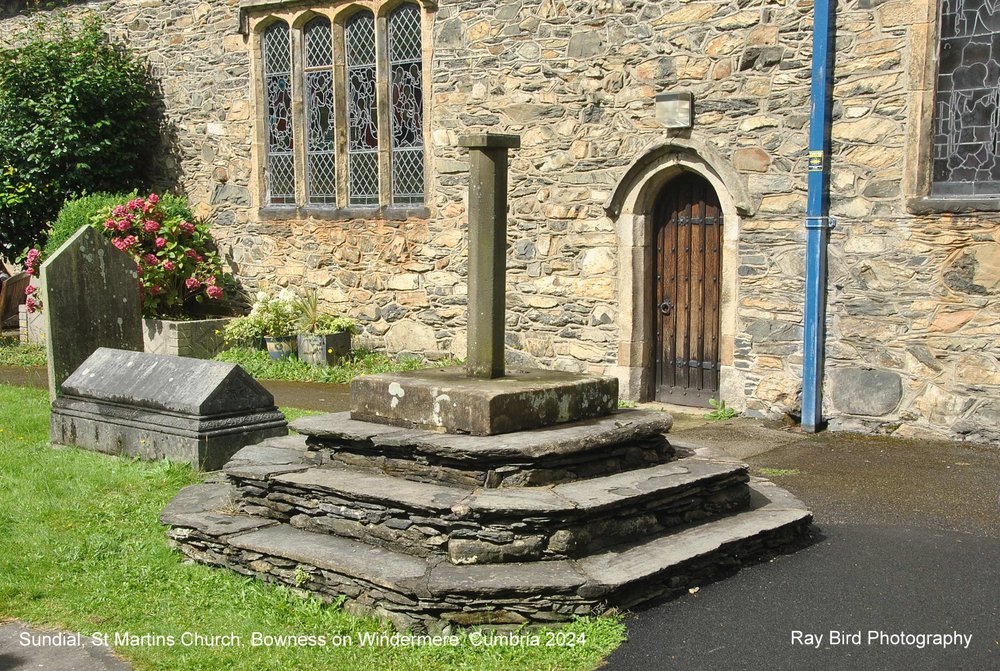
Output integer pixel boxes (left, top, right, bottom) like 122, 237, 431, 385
51, 348, 288, 470
40, 226, 143, 400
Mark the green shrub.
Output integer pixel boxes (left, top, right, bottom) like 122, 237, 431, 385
0, 15, 160, 258
43, 192, 126, 255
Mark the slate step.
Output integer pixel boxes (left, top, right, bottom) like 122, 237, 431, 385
160, 479, 812, 631
224, 440, 751, 563
290, 409, 675, 488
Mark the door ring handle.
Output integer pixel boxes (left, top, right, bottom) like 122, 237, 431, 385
659, 299, 673, 316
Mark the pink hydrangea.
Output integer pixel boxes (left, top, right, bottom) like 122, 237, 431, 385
116, 219, 129, 232
154, 237, 167, 249
142, 220, 160, 234
185, 277, 201, 290
162, 260, 175, 271
179, 222, 195, 235
142, 253, 159, 266
150, 285, 162, 295
184, 249, 197, 258
205, 285, 223, 299
104, 219, 116, 230
112, 238, 127, 251
112, 205, 128, 217
147, 193, 159, 205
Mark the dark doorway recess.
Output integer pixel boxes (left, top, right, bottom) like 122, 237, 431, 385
652, 172, 723, 405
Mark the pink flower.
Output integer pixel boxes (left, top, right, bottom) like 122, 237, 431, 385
116, 219, 129, 232
162, 260, 175, 271
123, 235, 138, 249
142, 253, 159, 266
179, 222, 195, 235
206, 275, 216, 285
206, 285, 223, 299
196, 255, 204, 263
150, 285, 162, 295
112, 238, 127, 251
185, 277, 201, 290
184, 249, 197, 258
147, 193, 159, 205
24, 284, 35, 295
26, 249, 40, 265
112, 205, 127, 217
25, 296, 37, 313
104, 219, 116, 230
142, 220, 160, 234
154, 237, 167, 249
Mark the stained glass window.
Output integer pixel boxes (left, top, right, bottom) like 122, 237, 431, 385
262, 22, 294, 205
932, 0, 1000, 197
388, 4, 425, 205
304, 17, 336, 205
346, 11, 379, 207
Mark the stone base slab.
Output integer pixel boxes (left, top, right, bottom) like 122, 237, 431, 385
222, 435, 751, 564
52, 396, 287, 471
161, 480, 811, 631
292, 409, 674, 488
349, 368, 618, 436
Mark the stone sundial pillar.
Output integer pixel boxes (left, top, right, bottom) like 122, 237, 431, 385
458, 133, 521, 380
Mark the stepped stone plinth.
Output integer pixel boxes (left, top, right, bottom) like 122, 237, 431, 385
161, 409, 812, 631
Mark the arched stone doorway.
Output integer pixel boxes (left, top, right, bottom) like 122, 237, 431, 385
651, 172, 723, 404
605, 138, 752, 404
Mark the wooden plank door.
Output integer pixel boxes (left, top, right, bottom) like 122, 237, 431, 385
653, 172, 723, 405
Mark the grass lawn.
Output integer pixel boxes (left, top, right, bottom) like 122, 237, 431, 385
0, 384, 626, 670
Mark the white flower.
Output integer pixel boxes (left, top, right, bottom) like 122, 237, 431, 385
278, 288, 297, 303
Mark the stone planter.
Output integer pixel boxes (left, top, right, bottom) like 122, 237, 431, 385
143, 317, 233, 360
297, 331, 351, 366
264, 335, 297, 361
19, 304, 46, 345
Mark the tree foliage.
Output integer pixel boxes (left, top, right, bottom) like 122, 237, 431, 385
0, 16, 159, 259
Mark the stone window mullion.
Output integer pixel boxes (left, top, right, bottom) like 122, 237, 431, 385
375, 11, 392, 208
333, 19, 349, 209
290, 25, 308, 208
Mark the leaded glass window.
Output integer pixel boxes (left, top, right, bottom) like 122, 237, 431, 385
932, 0, 1000, 197
388, 4, 425, 205
304, 17, 336, 205
255, 5, 427, 211
262, 22, 294, 205
346, 11, 379, 207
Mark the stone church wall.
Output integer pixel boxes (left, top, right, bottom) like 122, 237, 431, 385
2, 0, 997, 443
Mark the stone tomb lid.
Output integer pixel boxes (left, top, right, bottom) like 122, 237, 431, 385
61, 348, 276, 416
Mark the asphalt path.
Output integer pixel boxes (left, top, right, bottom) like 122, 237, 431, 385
605, 425, 1000, 671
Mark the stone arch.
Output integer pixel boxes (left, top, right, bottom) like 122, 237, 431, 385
607, 138, 747, 403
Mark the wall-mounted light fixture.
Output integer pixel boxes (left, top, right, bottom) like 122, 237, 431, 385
656, 92, 694, 129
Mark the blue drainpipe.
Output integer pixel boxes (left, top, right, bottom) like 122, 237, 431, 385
801, 0, 836, 432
